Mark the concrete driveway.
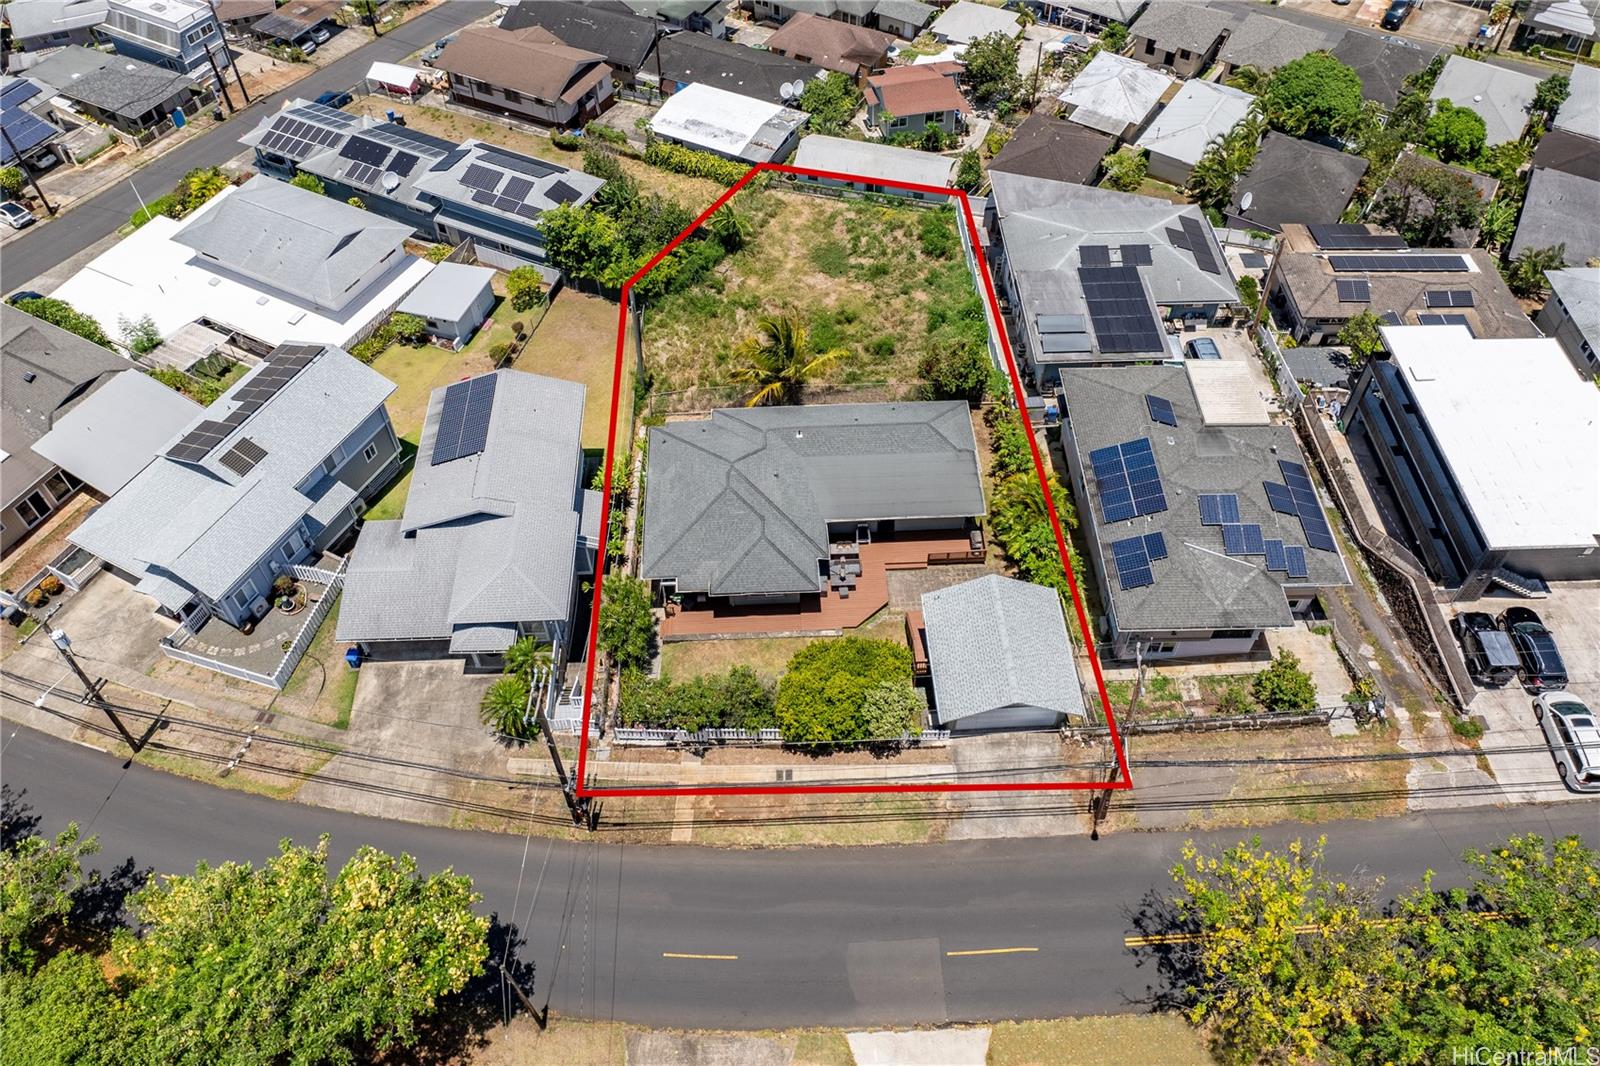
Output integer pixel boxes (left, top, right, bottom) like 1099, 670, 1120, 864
1450, 582, 1600, 803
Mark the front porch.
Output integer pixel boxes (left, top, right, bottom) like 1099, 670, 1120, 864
660, 530, 984, 639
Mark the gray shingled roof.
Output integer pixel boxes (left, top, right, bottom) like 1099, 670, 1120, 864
1510, 165, 1600, 265
498, 0, 660, 72
989, 111, 1115, 185
1216, 12, 1339, 72
336, 370, 586, 650
1127, 2, 1234, 54
642, 402, 985, 598
1545, 268, 1600, 351
1329, 30, 1441, 109
1227, 131, 1367, 232
70, 344, 395, 602
1058, 365, 1349, 634
656, 31, 825, 102
172, 175, 413, 311
25, 44, 198, 119
920, 574, 1085, 725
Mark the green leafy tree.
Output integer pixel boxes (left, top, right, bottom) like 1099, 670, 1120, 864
480, 675, 533, 739
1424, 99, 1487, 164
1475, 196, 1518, 252
1224, 63, 1271, 95
1, 824, 99, 972
1336, 309, 1385, 363
0, 949, 124, 1066
289, 171, 325, 195
1532, 72, 1570, 121
1260, 52, 1365, 138
955, 148, 983, 191
503, 636, 554, 688
13, 297, 114, 349
599, 574, 656, 672
1099, 148, 1147, 192
1098, 20, 1128, 52
0, 166, 24, 200
797, 72, 862, 134
506, 265, 545, 312
1373, 155, 1483, 247
539, 203, 628, 287
1478, 138, 1531, 183
919, 341, 991, 405
728, 313, 848, 406
386, 311, 427, 344
176, 166, 229, 214
1170, 836, 1402, 1065
990, 468, 1080, 597
1251, 649, 1318, 711
1236, 274, 1259, 315
115, 837, 488, 1064
963, 31, 1023, 108
1507, 243, 1566, 296
119, 313, 163, 356
775, 637, 914, 744
858, 681, 921, 741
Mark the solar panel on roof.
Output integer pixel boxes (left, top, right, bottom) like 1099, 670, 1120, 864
501, 175, 535, 201
1080, 244, 1111, 267
1092, 437, 1167, 524
218, 438, 268, 478
1380, 310, 1403, 325
1328, 254, 1469, 272
515, 203, 544, 220
1121, 244, 1153, 266
1222, 523, 1265, 556
480, 149, 559, 179
430, 375, 499, 465
1263, 539, 1288, 572
1143, 532, 1167, 560
547, 180, 585, 205
1417, 314, 1474, 333
1240, 251, 1268, 268
1146, 394, 1177, 426
339, 136, 388, 165
1335, 278, 1370, 303
1284, 545, 1309, 579
1110, 535, 1156, 590
1079, 265, 1164, 354
471, 189, 497, 207
1424, 289, 1474, 308
1307, 224, 1407, 250
386, 151, 419, 177
344, 162, 380, 186
1197, 493, 1240, 526
1263, 481, 1297, 515
431, 147, 470, 172
1181, 215, 1221, 275
461, 163, 504, 193
1165, 225, 1191, 251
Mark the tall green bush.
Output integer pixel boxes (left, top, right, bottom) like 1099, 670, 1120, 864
774, 638, 913, 744
644, 140, 751, 186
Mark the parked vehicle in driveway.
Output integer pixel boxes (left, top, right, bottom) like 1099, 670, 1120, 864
315, 89, 353, 108
1184, 337, 1222, 360
1498, 606, 1568, 691
1533, 691, 1600, 792
309, 24, 332, 44
0, 201, 36, 230
420, 35, 455, 66
1381, 0, 1414, 30
1452, 611, 1519, 686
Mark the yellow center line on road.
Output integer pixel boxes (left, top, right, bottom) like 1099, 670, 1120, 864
662, 952, 739, 960
945, 947, 1040, 957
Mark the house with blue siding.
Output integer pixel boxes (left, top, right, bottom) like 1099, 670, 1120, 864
99, 0, 228, 79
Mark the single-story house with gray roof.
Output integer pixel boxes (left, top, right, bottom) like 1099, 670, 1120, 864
1058, 363, 1348, 661
1225, 131, 1368, 234
642, 401, 986, 606
396, 262, 496, 346
918, 573, 1085, 731
1428, 55, 1541, 148
1509, 165, 1600, 266
337, 369, 598, 667
1328, 30, 1442, 110
69, 343, 402, 630
1215, 13, 1339, 78
23, 44, 205, 134
1552, 62, 1599, 139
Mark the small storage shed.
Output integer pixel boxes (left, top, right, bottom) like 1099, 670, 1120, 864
398, 263, 497, 346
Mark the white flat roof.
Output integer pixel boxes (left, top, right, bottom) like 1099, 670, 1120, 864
52, 212, 433, 352
366, 61, 420, 88
792, 135, 955, 188
1380, 324, 1600, 550
650, 82, 804, 160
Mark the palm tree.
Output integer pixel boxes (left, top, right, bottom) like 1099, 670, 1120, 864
708, 203, 752, 250
1507, 244, 1567, 297
1226, 64, 1271, 96
728, 314, 848, 406
480, 676, 534, 741
504, 636, 555, 687
1475, 198, 1518, 253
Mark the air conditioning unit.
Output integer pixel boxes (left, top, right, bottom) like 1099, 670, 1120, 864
250, 597, 269, 618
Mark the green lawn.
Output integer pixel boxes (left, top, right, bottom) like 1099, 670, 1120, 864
361, 437, 418, 522
508, 288, 625, 450
278, 596, 358, 729
660, 636, 818, 682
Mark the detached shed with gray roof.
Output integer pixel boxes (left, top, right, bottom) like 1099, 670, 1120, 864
1058, 363, 1348, 661
337, 369, 597, 664
642, 402, 985, 603
919, 574, 1085, 731
396, 262, 496, 345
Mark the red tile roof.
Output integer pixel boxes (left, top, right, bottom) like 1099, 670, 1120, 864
867, 64, 969, 118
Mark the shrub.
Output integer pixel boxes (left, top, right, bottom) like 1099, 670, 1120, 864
1251, 649, 1318, 712
347, 196, 365, 209
986, 406, 1035, 478
797, 71, 862, 134
599, 575, 655, 672
0, 166, 23, 200
1237, 273, 1260, 313
774, 638, 913, 744
424, 243, 452, 263
918, 342, 990, 405
289, 171, 325, 195
480, 676, 533, 739
119, 314, 162, 356
13, 297, 113, 349
859, 681, 922, 742
387, 312, 427, 344
1100, 149, 1147, 192
618, 666, 776, 733
1216, 683, 1254, 716
585, 121, 629, 146
23, 588, 48, 608
506, 265, 544, 312
990, 469, 1080, 597
146, 366, 222, 405
551, 131, 584, 151
918, 207, 958, 259
488, 342, 511, 365
38, 576, 65, 596
955, 148, 983, 191
644, 140, 750, 186
582, 143, 628, 184
129, 194, 179, 229
1452, 717, 1484, 740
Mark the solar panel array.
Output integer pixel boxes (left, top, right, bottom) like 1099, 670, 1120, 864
286, 102, 359, 128
430, 375, 499, 466
481, 149, 559, 179
1089, 437, 1166, 524
1240, 251, 1268, 269
1417, 313, 1473, 332
1110, 534, 1159, 590
257, 114, 345, 159
1198, 493, 1240, 526
165, 346, 319, 465
1380, 310, 1404, 325
339, 136, 388, 165
1079, 266, 1164, 354
387, 151, 420, 177
1277, 460, 1336, 552
1284, 545, 1309, 579
166, 420, 234, 465
1424, 289, 1474, 308
1263, 481, 1297, 515
547, 180, 584, 205
1146, 394, 1177, 426
1222, 522, 1265, 557
461, 163, 503, 193
1080, 244, 1111, 267
218, 438, 268, 477
1307, 224, 1407, 250
1143, 531, 1167, 560
1177, 215, 1221, 275
1121, 244, 1153, 266
1335, 278, 1370, 303
344, 161, 381, 186
1328, 254, 1468, 273
1263, 538, 1288, 572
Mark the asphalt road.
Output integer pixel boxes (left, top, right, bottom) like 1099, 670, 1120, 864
4, 723, 1595, 1029
0, 2, 496, 294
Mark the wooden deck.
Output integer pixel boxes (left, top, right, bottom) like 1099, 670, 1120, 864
660, 532, 977, 639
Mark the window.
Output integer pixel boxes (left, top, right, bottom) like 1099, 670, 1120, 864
927, 111, 945, 123
362, 441, 379, 463
232, 579, 257, 612
503, 88, 521, 103
1210, 628, 1254, 640
1144, 38, 1155, 54
43, 470, 81, 504
1179, 48, 1191, 59
889, 116, 906, 129
1146, 642, 1176, 655
15, 491, 51, 529
322, 455, 337, 475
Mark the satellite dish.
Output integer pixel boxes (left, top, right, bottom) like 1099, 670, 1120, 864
790, 79, 807, 98
1240, 191, 1254, 211
381, 171, 400, 192
779, 81, 794, 100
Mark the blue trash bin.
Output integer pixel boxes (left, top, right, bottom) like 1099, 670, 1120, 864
345, 647, 362, 669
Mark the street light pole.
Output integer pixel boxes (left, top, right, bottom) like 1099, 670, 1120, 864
47, 628, 144, 752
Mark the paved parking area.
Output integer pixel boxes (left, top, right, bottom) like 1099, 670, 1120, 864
1450, 582, 1600, 803
1277, 0, 1486, 45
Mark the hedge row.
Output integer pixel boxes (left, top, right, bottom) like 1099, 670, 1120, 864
643, 141, 750, 186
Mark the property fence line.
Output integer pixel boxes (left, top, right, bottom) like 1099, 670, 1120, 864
605, 726, 952, 747
956, 197, 1009, 377
115, 89, 218, 150
1071, 706, 1341, 739
1257, 325, 1305, 411
1294, 410, 1475, 709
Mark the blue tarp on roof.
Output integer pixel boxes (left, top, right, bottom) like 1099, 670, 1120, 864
1, 79, 59, 165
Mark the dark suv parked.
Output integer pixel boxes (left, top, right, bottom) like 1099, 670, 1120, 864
1452, 612, 1518, 687
1381, 0, 1414, 30
1498, 606, 1568, 691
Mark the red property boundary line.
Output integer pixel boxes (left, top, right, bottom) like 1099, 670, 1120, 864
575, 161, 1132, 798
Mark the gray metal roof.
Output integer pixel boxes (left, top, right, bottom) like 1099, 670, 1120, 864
1134, 78, 1252, 168
2, 0, 106, 41
1553, 60, 1599, 138
792, 134, 955, 188
1058, 365, 1349, 635
70, 344, 395, 602
397, 262, 494, 323
1, 306, 127, 508
1545, 268, 1600, 350
33, 370, 202, 494
920, 574, 1085, 725
1429, 54, 1541, 147
1510, 166, 1600, 266
642, 402, 986, 598
336, 369, 587, 648
172, 175, 414, 311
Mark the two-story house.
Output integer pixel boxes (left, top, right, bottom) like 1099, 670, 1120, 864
436, 26, 613, 127
99, 0, 229, 80
70, 343, 402, 631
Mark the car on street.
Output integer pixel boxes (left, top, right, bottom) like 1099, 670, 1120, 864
1381, 0, 1414, 30
1533, 691, 1600, 792
315, 89, 353, 108
1452, 611, 1519, 686
0, 201, 36, 230
420, 35, 455, 66
6, 289, 45, 305
1184, 337, 1222, 360
1498, 606, 1568, 691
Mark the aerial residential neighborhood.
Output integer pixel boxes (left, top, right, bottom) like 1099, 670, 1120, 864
1, 1, 1596, 1063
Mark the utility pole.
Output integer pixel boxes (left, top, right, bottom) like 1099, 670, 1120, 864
1253, 232, 1284, 331
204, 43, 235, 112
1091, 640, 1143, 840
47, 628, 144, 752
203, 0, 251, 104
527, 670, 591, 828
0, 125, 56, 215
